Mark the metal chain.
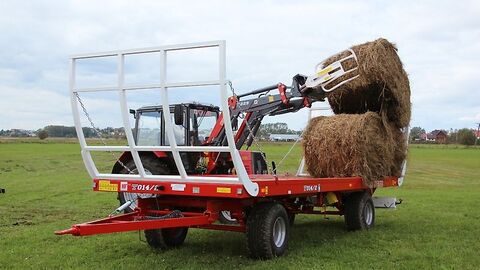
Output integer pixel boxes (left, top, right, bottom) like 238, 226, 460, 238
276, 128, 305, 172
227, 80, 237, 96
74, 92, 133, 174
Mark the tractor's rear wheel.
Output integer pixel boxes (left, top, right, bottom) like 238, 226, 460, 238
344, 191, 375, 231
116, 156, 170, 212
246, 202, 290, 259
145, 227, 189, 249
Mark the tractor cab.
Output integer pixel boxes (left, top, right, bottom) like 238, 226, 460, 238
131, 103, 220, 147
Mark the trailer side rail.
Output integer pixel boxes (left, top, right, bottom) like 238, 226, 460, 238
70, 41, 259, 196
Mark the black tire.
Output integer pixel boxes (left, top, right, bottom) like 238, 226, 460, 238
246, 202, 290, 259
288, 213, 295, 226
145, 227, 188, 249
344, 191, 375, 231
116, 156, 170, 212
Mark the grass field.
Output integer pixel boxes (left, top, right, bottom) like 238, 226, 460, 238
0, 140, 479, 269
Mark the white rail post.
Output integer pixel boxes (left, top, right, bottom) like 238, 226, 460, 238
69, 41, 261, 195
159, 49, 188, 179
70, 58, 98, 178
218, 41, 258, 196
117, 54, 146, 177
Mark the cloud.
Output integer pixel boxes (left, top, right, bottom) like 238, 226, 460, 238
0, 0, 479, 131
0, 86, 71, 129
459, 112, 480, 123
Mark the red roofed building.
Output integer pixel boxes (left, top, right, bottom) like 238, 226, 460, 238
421, 130, 448, 143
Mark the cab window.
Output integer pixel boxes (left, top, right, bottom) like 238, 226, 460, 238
136, 111, 161, 146
165, 113, 186, 146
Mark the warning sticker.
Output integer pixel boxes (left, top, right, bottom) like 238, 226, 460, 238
120, 182, 128, 191
171, 184, 186, 191
98, 180, 118, 192
216, 187, 231, 194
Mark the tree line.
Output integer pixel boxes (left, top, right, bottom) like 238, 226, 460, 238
256, 122, 301, 140
0, 126, 126, 140
4, 124, 477, 145
410, 127, 478, 146
1, 122, 300, 141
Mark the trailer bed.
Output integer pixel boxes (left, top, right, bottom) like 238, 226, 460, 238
93, 175, 399, 198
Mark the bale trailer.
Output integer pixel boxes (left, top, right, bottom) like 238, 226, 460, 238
56, 41, 406, 259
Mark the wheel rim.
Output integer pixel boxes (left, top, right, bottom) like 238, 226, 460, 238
122, 168, 154, 210
220, 211, 237, 222
272, 217, 286, 248
364, 202, 373, 226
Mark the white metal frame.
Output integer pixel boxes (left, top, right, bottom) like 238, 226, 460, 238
372, 197, 397, 209
304, 49, 359, 92
397, 127, 410, 186
70, 40, 259, 196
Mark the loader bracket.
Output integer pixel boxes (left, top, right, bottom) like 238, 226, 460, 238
303, 49, 360, 93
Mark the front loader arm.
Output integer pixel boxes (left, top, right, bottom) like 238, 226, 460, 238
208, 76, 322, 150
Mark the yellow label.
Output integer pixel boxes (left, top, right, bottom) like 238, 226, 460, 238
98, 180, 118, 192
268, 96, 274, 102
216, 187, 231, 194
317, 66, 333, 76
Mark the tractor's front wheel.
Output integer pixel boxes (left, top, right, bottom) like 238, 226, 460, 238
246, 202, 290, 259
145, 227, 189, 249
116, 156, 170, 212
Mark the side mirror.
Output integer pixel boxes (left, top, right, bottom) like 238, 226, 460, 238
174, 105, 184, 126
129, 109, 136, 119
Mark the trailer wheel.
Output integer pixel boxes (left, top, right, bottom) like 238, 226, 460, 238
344, 191, 375, 231
145, 227, 188, 249
246, 202, 290, 259
117, 157, 170, 212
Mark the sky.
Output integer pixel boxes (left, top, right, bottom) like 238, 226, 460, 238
0, 0, 479, 132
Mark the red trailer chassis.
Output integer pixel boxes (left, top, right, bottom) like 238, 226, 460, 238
56, 175, 399, 237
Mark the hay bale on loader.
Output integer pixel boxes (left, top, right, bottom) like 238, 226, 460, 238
321, 38, 411, 128
302, 112, 406, 187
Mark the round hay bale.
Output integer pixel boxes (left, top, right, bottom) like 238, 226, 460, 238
302, 112, 405, 186
320, 38, 411, 128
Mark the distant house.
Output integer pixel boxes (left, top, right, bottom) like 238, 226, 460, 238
269, 134, 300, 142
475, 130, 480, 139
421, 130, 448, 143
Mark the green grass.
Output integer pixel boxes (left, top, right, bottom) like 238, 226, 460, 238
0, 141, 479, 269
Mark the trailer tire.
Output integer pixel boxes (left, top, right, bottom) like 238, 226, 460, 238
117, 156, 170, 213
145, 227, 188, 249
246, 202, 290, 259
344, 191, 375, 231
